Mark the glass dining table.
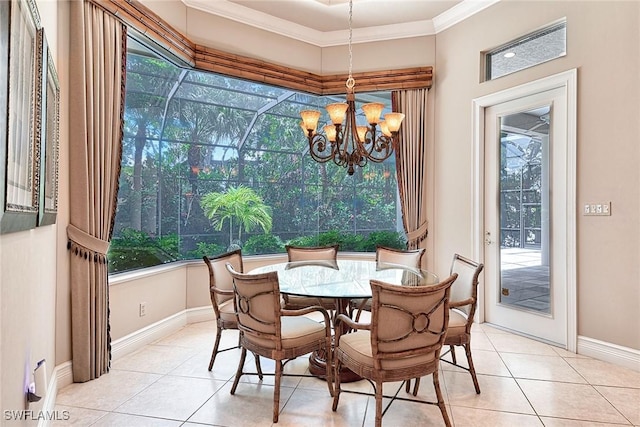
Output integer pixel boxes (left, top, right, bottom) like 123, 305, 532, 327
250, 259, 440, 381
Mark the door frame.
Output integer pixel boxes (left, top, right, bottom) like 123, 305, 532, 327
471, 69, 578, 352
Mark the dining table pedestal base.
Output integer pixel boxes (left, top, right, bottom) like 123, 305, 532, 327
308, 349, 361, 383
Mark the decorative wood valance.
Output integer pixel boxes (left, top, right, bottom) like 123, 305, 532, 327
94, 0, 195, 65
92, 0, 433, 94
319, 67, 433, 96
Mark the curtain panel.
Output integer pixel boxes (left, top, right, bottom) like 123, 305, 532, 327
392, 89, 429, 250
67, 0, 126, 382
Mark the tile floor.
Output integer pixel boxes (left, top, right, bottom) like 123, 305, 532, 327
54, 321, 640, 426
501, 248, 551, 313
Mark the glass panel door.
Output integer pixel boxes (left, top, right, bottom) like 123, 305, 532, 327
499, 108, 551, 314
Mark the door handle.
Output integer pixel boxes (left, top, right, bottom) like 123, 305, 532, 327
485, 232, 493, 245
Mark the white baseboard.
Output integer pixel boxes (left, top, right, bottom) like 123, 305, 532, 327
577, 335, 640, 372
37, 362, 72, 427
185, 306, 215, 324
111, 311, 187, 360
53, 361, 74, 390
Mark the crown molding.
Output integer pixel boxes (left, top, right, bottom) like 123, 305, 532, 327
184, 0, 330, 46
433, 0, 500, 33
183, 0, 498, 47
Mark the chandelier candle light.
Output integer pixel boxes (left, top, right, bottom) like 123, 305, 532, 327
300, 0, 405, 175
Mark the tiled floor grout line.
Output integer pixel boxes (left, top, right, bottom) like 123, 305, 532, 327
589, 384, 635, 426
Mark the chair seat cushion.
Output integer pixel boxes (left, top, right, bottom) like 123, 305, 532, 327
218, 299, 236, 323
445, 309, 468, 339
247, 316, 327, 350
280, 316, 327, 349
338, 330, 436, 370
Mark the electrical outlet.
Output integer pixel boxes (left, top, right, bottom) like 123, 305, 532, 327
139, 302, 147, 317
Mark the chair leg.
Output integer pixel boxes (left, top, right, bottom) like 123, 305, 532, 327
332, 359, 342, 411
254, 354, 264, 380
404, 375, 422, 395
464, 343, 481, 394
208, 326, 223, 371
374, 381, 383, 427
273, 360, 283, 423
450, 345, 457, 364
433, 369, 451, 427
412, 377, 421, 396
325, 338, 334, 397
230, 347, 247, 395
354, 298, 370, 323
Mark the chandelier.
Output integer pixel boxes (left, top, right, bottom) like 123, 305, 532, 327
299, 0, 405, 175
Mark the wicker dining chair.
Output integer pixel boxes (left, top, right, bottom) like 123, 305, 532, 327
409, 254, 484, 396
353, 245, 426, 321
376, 245, 426, 267
441, 254, 484, 392
282, 244, 340, 311
225, 263, 334, 423
203, 250, 261, 376
332, 274, 457, 427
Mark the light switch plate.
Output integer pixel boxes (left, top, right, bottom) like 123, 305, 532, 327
583, 202, 611, 216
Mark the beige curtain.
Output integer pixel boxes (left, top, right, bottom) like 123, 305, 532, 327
393, 89, 429, 250
67, 0, 126, 382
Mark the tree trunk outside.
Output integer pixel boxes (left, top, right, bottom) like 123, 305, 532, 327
131, 119, 147, 230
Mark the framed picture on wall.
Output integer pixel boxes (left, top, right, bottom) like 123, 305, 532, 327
37, 29, 60, 226
0, 0, 42, 234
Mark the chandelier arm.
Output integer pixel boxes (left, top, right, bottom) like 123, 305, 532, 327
308, 133, 335, 163
361, 127, 377, 157
331, 125, 344, 167
370, 134, 395, 162
333, 141, 349, 169
349, 99, 366, 170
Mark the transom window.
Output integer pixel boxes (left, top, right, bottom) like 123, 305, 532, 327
484, 21, 567, 81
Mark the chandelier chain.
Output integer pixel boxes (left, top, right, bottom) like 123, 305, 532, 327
348, 0, 353, 84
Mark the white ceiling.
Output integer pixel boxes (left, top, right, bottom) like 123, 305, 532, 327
182, 0, 499, 46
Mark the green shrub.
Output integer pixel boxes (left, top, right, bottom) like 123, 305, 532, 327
286, 234, 319, 247
286, 230, 406, 252
187, 242, 227, 259
357, 230, 407, 251
108, 229, 180, 273
243, 234, 286, 255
